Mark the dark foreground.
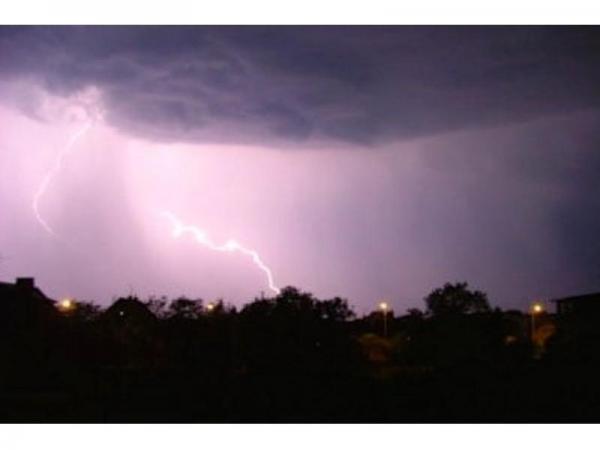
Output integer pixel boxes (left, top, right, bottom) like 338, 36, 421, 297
2, 362, 600, 423
2, 284, 600, 422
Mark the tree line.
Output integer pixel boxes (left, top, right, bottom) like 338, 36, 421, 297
0, 281, 598, 422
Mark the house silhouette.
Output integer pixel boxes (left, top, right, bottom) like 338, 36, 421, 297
0, 277, 57, 326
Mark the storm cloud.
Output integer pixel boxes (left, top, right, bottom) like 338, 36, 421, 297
2, 26, 600, 146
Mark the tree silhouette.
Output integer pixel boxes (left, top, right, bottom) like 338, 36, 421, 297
238, 286, 358, 377
317, 296, 355, 322
167, 297, 204, 319
2, 278, 600, 422
144, 296, 169, 318
71, 301, 103, 321
424, 282, 490, 317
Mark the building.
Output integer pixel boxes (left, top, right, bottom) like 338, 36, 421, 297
549, 292, 600, 361
100, 296, 161, 367
0, 278, 61, 377
103, 296, 156, 325
0, 276, 54, 301
552, 292, 600, 337
0, 277, 57, 325
553, 292, 600, 316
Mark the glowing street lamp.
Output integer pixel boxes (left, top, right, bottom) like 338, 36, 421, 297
530, 301, 544, 343
206, 303, 215, 312
379, 301, 389, 337
58, 298, 74, 312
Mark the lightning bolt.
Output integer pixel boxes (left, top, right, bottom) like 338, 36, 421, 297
32, 120, 94, 236
160, 210, 281, 295
28, 88, 279, 297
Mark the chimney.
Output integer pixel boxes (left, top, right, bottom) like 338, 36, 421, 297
15, 277, 35, 291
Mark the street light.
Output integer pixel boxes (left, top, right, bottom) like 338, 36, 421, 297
379, 301, 389, 337
58, 298, 74, 313
206, 302, 215, 312
530, 301, 544, 343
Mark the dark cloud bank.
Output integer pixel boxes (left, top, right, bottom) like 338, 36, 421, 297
1, 26, 600, 146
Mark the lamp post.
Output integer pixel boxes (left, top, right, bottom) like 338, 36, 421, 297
530, 301, 544, 344
379, 301, 389, 337
57, 298, 76, 360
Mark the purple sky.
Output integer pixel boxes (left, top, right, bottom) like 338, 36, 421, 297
1, 26, 599, 313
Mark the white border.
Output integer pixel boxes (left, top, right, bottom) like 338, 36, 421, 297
1, 0, 600, 446
1, 0, 600, 24
0, 424, 596, 450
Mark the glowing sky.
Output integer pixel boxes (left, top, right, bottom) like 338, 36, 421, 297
1, 26, 599, 312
